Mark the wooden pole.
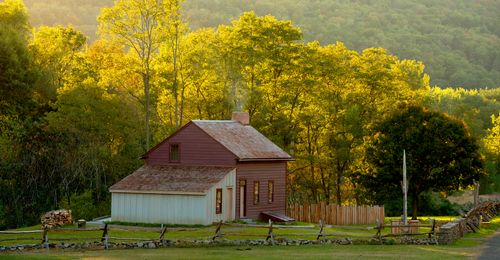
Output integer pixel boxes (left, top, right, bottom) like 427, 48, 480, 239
266, 219, 274, 245
403, 149, 408, 226
101, 224, 109, 249
212, 220, 223, 240
159, 226, 167, 244
42, 226, 49, 250
317, 219, 324, 240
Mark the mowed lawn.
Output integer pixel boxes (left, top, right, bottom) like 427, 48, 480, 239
0, 217, 498, 260
0, 243, 482, 259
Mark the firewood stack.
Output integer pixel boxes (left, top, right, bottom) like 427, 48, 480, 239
41, 209, 73, 229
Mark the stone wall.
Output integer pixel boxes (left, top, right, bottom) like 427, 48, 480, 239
0, 236, 440, 252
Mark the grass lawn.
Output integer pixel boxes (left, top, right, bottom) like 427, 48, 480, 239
0, 244, 482, 259
0, 217, 498, 259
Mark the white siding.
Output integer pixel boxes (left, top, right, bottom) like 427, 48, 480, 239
111, 169, 236, 225
206, 169, 236, 223
111, 193, 208, 225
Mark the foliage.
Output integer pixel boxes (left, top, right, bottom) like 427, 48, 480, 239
0, 0, 30, 34
481, 113, 500, 193
23, 0, 500, 89
361, 105, 484, 219
0, 1, 35, 118
1, 1, 499, 229
98, 0, 186, 149
385, 191, 463, 217
59, 190, 104, 221
29, 25, 87, 105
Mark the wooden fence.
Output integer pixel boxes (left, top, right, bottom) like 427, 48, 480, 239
287, 203, 385, 225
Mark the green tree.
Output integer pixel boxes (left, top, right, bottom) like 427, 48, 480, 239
0, 0, 30, 34
29, 26, 87, 104
483, 114, 500, 192
98, 0, 185, 149
0, 0, 35, 118
361, 105, 484, 219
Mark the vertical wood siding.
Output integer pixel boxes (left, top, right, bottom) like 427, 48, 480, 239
206, 170, 236, 223
111, 193, 208, 225
145, 123, 237, 166
236, 162, 287, 219
287, 203, 385, 225
111, 170, 236, 225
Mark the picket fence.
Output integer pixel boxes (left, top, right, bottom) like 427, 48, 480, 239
287, 203, 385, 225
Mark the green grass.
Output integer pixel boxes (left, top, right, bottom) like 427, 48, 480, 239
384, 216, 458, 223
0, 244, 482, 259
1, 217, 498, 259
0, 222, 379, 246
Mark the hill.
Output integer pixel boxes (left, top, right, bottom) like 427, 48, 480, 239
21, 0, 500, 88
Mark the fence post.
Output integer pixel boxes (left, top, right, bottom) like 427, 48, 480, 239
101, 223, 109, 249
159, 226, 167, 244
317, 219, 324, 240
42, 225, 49, 250
212, 220, 223, 240
266, 219, 274, 245
429, 219, 439, 245
375, 219, 383, 244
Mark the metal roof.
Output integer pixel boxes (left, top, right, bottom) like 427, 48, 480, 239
109, 165, 235, 194
192, 120, 293, 161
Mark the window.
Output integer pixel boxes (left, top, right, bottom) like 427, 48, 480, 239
253, 181, 260, 204
268, 180, 274, 203
169, 143, 180, 162
216, 188, 222, 214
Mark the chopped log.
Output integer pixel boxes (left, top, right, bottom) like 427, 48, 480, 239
40, 209, 73, 229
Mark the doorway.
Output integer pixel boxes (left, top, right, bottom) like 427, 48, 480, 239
239, 180, 246, 217
226, 187, 233, 220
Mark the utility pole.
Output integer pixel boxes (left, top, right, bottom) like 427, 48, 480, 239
403, 149, 408, 226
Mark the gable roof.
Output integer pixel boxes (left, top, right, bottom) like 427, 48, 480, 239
142, 120, 293, 162
192, 120, 292, 161
109, 165, 235, 195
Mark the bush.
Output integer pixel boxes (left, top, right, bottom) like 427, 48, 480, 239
418, 192, 463, 216
383, 191, 463, 217
59, 190, 110, 221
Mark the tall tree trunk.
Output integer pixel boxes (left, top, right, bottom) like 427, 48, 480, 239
144, 73, 150, 149
336, 170, 342, 205
172, 22, 180, 128
412, 191, 419, 220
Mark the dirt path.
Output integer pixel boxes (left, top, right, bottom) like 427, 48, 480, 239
478, 229, 500, 260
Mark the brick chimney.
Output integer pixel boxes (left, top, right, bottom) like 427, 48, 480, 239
232, 112, 250, 125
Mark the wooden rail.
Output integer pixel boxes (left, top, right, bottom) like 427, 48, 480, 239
0, 218, 444, 249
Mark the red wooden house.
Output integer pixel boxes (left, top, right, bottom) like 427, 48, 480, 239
110, 112, 293, 225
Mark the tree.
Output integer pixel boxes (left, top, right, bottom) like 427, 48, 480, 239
0, 0, 35, 118
0, 0, 30, 34
361, 105, 484, 219
29, 26, 87, 105
483, 114, 500, 192
98, 0, 184, 149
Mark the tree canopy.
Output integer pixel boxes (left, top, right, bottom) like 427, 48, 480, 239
1, 0, 499, 229
23, 0, 500, 89
361, 105, 484, 219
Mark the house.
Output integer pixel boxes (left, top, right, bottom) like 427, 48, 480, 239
109, 112, 293, 225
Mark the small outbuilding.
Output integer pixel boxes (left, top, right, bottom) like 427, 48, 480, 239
109, 112, 293, 225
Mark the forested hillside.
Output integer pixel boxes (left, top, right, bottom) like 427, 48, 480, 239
1, 0, 499, 229
24, 0, 500, 89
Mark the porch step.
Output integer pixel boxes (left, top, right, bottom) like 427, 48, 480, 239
240, 218, 257, 224
260, 212, 295, 223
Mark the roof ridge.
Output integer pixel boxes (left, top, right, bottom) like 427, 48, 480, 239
192, 120, 292, 160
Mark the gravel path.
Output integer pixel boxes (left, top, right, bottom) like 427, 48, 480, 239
478, 229, 500, 260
